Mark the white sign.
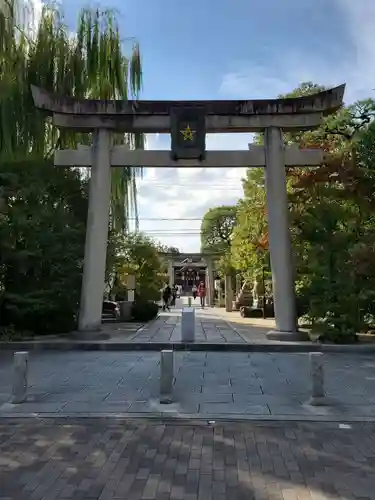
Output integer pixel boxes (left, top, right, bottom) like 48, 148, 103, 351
126, 274, 136, 289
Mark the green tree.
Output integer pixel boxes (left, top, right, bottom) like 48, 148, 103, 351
0, 1, 143, 230
0, 159, 87, 335
0, 2, 144, 336
112, 233, 166, 302
232, 81, 375, 340
157, 244, 180, 255
231, 168, 268, 279
290, 105, 375, 338
200, 206, 237, 253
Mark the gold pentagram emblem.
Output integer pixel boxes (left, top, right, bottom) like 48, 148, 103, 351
180, 124, 196, 141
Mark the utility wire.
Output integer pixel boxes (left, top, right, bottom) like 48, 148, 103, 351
137, 182, 243, 186
127, 217, 237, 221
139, 233, 205, 236
141, 231, 202, 233
137, 185, 242, 190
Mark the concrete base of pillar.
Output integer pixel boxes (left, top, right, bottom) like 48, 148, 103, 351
306, 396, 328, 407
266, 329, 310, 342
72, 329, 111, 340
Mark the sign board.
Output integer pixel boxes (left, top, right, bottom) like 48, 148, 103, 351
170, 106, 206, 160
126, 274, 136, 290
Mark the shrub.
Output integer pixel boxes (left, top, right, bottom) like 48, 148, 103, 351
240, 306, 263, 318
0, 159, 87, 337
131, 300, 159, 322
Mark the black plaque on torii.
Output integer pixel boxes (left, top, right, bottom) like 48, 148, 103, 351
170, 106, 206, 161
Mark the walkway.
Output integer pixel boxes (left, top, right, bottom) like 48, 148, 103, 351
0, 418, 373, 499
1, 351, 375, 419
104, 298, 274, 344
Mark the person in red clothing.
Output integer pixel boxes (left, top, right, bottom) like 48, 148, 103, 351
197, 281, 206, 308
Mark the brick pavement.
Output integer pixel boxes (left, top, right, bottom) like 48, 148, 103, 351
0, 418, 374, 499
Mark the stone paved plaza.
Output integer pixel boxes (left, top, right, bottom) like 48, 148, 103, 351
1, 418, 374, 499
129, 308, 247, 344
102, 298, 275, 344
1, 351, 375, 418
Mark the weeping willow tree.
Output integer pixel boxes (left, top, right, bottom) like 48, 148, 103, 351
0, 0, 143, 231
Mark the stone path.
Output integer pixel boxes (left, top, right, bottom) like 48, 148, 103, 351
2, 351, 375, 418
1, 418, 374, 499
0, 299, 298, 349
130, 309, 246, 344
113, 298, 271, 344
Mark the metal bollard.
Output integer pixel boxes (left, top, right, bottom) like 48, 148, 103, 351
188, 297, 192, 307
308, 353, 326, 406
160, 350, 174, 404
12, 351, 29, 404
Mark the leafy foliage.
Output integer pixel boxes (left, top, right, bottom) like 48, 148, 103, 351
0, 3, 144, 337
200, 205, 237, 277
0, 159, 87, 334
0, 1, 143, 230
231, 169, 268, 279
229, 81, 375, 341
200, 206, 237, 252
157, 244, 181, 255
108, 233, 166, 303
131, 300, 159, 322
290, 112, 375, 340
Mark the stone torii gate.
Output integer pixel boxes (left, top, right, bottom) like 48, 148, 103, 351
31, 84, 345, 341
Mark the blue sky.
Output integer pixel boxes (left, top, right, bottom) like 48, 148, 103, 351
36, 0, 375, 251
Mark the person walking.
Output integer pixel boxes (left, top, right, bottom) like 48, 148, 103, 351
170, 284, 178, 307
192, 284, 197, 300
197, 281, 206, 309
162, 283, 172, 311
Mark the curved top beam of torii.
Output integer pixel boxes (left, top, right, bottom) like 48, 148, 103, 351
30, 84, 345, 117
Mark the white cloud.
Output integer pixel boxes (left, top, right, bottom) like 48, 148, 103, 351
219, 1, 375, 105
335, 0, 375, 101
137, 0, 375, 253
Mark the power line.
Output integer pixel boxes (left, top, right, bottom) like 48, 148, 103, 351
140, 233, 203, 236
128, 217, 235, 221
142, 231, 202, 233
137, 182, 242, 186
137, 184, 242, 190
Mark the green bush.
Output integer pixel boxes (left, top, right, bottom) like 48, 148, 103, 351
295, 292, 310, 318
316, 329, 358, 344
0, 159, 87, 337
1, 292, 77, 335
131, 300, 159, 322
240, 306, 263, 318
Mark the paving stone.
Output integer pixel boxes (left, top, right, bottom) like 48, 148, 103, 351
232, 394, 305, 405
61, 402, 132, 413
199, 403, 270, 415
267, 404, 341, 417
0, 402, 68, 413
3, 349, 375, 419
184, 393, 233, 404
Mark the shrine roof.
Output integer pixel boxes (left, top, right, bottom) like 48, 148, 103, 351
31, 85, 345, 117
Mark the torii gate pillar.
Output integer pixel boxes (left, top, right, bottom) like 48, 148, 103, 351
264, 128, 302, 340
79, 129, 112, 334
205, 257, 214, 307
